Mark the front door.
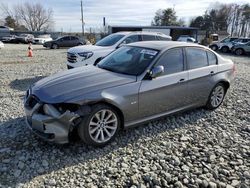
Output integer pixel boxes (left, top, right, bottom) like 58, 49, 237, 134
139, 48, 189, 118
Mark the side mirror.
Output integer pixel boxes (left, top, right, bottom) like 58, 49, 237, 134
117, 41, 126, 49
93, 57, 104, 66
150, 66, 164, 78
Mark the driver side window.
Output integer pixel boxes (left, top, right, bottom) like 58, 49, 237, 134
123, 35, 140, 44
155, 48, 184, 76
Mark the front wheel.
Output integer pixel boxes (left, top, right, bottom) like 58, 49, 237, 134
77, 104, 121, 147
210, 45, 218, 51
221, 46, 229, 53
206, 83, 226, 110
51, 43, 59, 49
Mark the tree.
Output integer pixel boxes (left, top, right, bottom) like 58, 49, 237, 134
189, 3, 250, 37
152, 8, 179, 26
190, 16, 204, 28
4, 16, 16, 28
15, 2, 53, 31
0, 2, 54, 31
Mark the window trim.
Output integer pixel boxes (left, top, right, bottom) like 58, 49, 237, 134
185, 47, 209, 70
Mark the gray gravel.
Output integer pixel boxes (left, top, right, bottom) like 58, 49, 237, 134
0, 44, 249, 188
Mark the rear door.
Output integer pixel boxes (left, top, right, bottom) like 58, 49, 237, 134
60, 36, 71, 47
70, 36, 79, 46
185, 47, 218, 105
139, 48, 189, 118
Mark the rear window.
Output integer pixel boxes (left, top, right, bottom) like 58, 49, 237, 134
186, 48, 208, 69
207, 51, 217, 65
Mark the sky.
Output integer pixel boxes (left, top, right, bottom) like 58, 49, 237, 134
0, 0, 249, 32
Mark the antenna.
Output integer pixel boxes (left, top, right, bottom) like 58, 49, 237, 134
81, 0, 84, 37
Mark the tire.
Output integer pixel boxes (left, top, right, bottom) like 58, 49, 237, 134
235, 48, 244, 56
221, 46, 229, 53
210, 45, 218, 51
206, 83, 226, 110
51, 43, 59, 49
67, 65, 73, 69
77, 43, 83, 46
77, 104, 121, 147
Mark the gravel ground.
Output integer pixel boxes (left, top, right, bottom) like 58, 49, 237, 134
0, 44, 249, 188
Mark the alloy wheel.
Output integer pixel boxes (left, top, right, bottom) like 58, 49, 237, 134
210, 85, 225, 108
88, 109, 118, 143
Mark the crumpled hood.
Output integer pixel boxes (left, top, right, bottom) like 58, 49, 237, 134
68, 45, 112, 53
32, 66, 136, 103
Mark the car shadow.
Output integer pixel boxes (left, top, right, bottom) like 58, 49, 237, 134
0, 108, 213, 187
9, 76, 46, 92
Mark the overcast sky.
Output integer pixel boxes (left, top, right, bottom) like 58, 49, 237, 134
1, 0, 249, 32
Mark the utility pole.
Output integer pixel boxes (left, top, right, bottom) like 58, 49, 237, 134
81, 0, 84, 38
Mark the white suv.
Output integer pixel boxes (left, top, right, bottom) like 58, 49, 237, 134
66, 31, 172, 69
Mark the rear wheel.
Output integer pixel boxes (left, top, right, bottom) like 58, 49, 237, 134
206, 83, 226, 110
77, 104, 121, 147
235, 48, 244, 56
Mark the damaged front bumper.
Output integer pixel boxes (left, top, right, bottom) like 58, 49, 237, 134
24, 95, 80, 144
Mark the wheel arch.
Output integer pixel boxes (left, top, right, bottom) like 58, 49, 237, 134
217, 80, 230, 91
83, 100, 125, 129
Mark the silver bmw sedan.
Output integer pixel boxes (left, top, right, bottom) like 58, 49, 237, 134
24, 41, 235, 146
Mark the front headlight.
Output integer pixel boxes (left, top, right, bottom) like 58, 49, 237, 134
78, 52, 93, 60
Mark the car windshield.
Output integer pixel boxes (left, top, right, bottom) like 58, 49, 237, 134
95, 34, 125, 47
98, 46, 159, 76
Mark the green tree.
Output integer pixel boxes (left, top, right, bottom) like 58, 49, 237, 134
152, 8, 179, 26
190, 16, 204, 28
4, 16, 16, 28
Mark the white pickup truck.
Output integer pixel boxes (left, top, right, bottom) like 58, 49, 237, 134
66, 31, 172, 69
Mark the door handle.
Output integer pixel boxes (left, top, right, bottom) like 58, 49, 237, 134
210, 71, 215, 76
178, 78, 185, 83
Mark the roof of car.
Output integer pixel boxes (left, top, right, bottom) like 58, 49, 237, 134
126, 41, 204, 51
115, 31, 169, 36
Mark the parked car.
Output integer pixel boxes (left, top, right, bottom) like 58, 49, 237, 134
43, 36, 85, 49
24, 41, 235, 146
0, 26, 12, 40
16, 34, 34, 43
231, 41, 250, 55
231, 38, 250, 46
0, 41, 4, 49
66, 31, 172, 69
33, 34, 53, 44
177, 35, 196, 43
209, 37, 238, 52
1, 35, 18, 43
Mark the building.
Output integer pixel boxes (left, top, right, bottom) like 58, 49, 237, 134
108, 25, 199, 41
